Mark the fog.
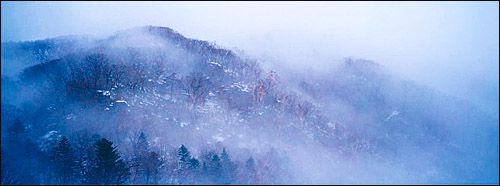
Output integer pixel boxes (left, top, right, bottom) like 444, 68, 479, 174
2, 1, 498, 116
1, 1, 498, 185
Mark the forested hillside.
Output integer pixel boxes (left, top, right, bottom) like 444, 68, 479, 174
1, 26, 498, 184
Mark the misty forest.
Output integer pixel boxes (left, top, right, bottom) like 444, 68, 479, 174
0, 22, 498, 185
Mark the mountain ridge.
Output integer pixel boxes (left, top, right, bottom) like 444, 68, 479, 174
1, 25, 498, 184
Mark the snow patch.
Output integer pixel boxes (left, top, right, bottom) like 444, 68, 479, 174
209, 61, 222, 67
327, 122, 335, 129
230, 82, 250, 92
116, 100, 130, 106
66, 114, 76, 120
102, 91, 111, 96
213, 134, 225, 142
385, 110, 400, 122
43, 130, 59, 139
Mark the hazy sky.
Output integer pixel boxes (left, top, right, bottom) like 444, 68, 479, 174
1, 1, 498, 115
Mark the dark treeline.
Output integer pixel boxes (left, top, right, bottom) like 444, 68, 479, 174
1, 119, 290, 184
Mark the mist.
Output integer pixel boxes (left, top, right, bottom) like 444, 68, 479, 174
1, 1, 499, 185
2, 1, 498, 116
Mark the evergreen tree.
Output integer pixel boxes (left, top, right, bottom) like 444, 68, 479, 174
87, 138, 129, 185
220, 148, 238, 184
48, 136, 78, 184
1, 147, 20, 185
135, 133, 149, 156
177, 144, 191, 167
3, 118, 42, 184
188, 157, 200, 169
242, 157, 257, 184
130, 133, 163, 184
144, 151, 163, 184
176, 144, 199, 184
6, 118, 27, 142
131, 132, 150, 184
202, 151, 222, 184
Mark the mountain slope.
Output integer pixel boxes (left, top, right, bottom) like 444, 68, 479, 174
1, 26, 498, 184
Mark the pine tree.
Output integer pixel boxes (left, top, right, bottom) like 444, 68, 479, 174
144, 151, 163, 184
188, 157, 200, 169
48, 136, 78, 184
220, 148, 237, 184
242, 157, 257, 184
6, 118, 27, 143
202, 151, 222, 184
87, 138, 129, 185
3, 118, 42, 184
131, 132, 150, 184
136, 133, 149, 156
177, 144, 191, 167
130, 133, 163, 184
1, 147, 20, 185
176, 144, 199, 184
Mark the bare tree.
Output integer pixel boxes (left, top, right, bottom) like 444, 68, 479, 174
294, 101, 314, 124
183, 72, 211, 107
